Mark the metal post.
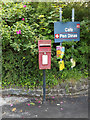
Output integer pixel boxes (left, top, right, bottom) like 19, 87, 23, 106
60, 7, 62, 22
60, 42, 62, 46
72, 8, 74, 57
43, 69, 46, 103
72, 8, 74, 22
60, 7, 62, 61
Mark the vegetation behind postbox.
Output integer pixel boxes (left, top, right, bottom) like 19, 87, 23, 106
1, 2, 89, 89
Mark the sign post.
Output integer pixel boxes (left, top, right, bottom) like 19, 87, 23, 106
60, 7, 62, 22
71, 8, 75, 69
54, 8, 80, 70
59, 7, 63, 71
72, 8, 74, 57
60, 7, 62, 59
72, 8, 74, 22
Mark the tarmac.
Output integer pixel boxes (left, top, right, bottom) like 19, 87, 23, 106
1, 94, 88, 118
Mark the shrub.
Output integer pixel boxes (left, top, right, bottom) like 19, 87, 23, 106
1, 2, 89, 88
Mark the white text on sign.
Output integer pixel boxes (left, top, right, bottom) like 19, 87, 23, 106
65, 28, 73, 32
60, 33, 77, 39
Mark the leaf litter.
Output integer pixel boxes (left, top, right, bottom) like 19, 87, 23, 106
12, 108, 16, 112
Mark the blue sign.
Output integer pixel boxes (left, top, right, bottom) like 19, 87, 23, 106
54, 22, 80, 43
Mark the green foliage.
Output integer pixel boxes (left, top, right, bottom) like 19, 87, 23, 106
1, 2, 89, 89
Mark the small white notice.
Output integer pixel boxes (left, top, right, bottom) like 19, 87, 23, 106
42, 55, 48, 65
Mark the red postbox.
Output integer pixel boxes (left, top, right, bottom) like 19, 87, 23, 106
38, 40, 51, 69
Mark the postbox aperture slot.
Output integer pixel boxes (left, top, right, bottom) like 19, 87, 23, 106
40, 44, 51, 47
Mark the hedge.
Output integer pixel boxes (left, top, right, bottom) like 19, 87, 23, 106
1, 2, 89, 88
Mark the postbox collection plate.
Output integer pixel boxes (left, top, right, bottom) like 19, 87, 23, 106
42, 55, 48, 65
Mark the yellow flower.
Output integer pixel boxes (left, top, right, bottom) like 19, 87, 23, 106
39, 15, 44, 18
16, 3, 17, 6
23, 57, 25, 59
16, 22, 19, 24
41, 28, 45, 29
5, 25, 8, 27
39, 22, 43, 24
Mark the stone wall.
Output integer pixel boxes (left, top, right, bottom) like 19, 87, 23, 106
1, 78, 88, 97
